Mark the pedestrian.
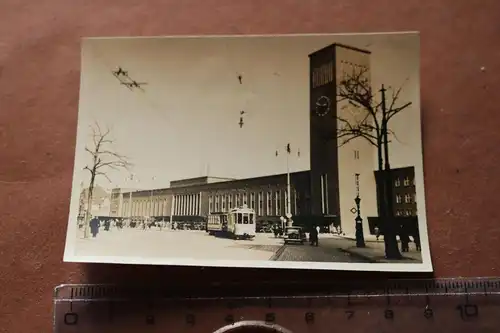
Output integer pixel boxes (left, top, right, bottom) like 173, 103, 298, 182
89, 217, 100, 238
310, 225, 319, 246
273, 225, 279, 238
104, 219, 110, 231
315, 225, 320, 246
374, 226, 381, 241
399, 224, 410, 252
413, 233, 421, 251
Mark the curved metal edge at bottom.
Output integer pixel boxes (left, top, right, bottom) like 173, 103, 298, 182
213, 321, 293, 333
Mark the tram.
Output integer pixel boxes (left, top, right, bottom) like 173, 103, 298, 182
206, 212, 228, 235
206, 205, 256, 240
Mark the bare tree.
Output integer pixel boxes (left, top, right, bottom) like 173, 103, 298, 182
336, 67, 411, 170
82, 122, 132, 238
335, 66, 412, 259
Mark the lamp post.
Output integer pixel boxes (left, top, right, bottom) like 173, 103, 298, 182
285, 148, 292, 226
276, 143, 299, 227
78, 181, 85, 225
124, 174, 139, 220
354, 173, 365, 247
123, 176, 133, 220
149, 176, 157, 220
169, 192, 175, 229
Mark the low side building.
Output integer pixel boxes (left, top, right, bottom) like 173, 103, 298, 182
369, 166, 419, 236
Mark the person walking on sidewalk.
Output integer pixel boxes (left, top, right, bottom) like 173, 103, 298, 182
89, 217, 100, 238
273, 224, 279, 238
310, 225, 319, 247
316, 225, 321, 246
412, 232, 421, 251
399, 224, 410, 252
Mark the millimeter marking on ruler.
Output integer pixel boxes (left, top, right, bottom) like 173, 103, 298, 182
54, 278, 500, 333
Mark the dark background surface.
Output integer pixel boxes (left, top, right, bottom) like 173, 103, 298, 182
0, 0, 499, 332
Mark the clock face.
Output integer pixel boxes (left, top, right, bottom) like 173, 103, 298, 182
315, 95, 331, 116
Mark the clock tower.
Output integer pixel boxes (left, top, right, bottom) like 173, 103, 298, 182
308, 43, 371, 228
309, 44, 339, 221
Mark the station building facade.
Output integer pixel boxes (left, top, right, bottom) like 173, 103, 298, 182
109, 164, 417, 236
110, 172, 312, 227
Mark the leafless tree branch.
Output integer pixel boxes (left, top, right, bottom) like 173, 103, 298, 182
334, 66, 411, 154
95, 171, 112, 183
386, 101, 412, 121
80, 122, 133, 238
386, 128, 404, 144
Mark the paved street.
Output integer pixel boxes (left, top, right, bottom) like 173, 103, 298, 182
74, 228, 372, 263
75, 228, 281, 261
271, 237, 371, 262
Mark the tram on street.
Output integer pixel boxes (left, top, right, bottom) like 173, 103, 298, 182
206, 205, 256, 240
206, 212, 228, 235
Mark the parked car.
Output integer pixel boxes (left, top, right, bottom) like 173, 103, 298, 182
283, 226, 307, 245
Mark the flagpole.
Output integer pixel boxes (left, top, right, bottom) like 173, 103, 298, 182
129, 191, 132, 218
286, 148, 292, 225
149, 176, 156, 219
283, 144, 293, 227
276, 144, 295, 227
125, 175, 135, 221
169, 194, 175, 230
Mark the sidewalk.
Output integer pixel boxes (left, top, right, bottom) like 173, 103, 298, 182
322, 235, 422, 263
335, 234, 380, 242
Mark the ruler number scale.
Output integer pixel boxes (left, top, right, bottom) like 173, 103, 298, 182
54, 278, 500, 333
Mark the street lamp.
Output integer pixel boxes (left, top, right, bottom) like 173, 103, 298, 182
169, 191, 175, 229
124, 174, 139, 220
149, 176, 157, 218
354, 173, 366, 247
285, 146, 292, 226
78, 181, 85, 223
276, 143, 299, 227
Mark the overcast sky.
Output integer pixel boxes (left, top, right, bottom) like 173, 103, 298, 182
73, 33, 420, 191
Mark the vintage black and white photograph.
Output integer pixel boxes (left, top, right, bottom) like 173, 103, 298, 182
64, 32, 432, 271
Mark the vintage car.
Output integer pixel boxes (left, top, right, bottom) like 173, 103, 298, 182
283, 226, 307, 245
